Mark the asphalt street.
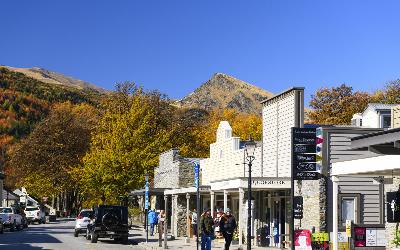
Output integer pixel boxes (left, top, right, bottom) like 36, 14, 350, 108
0, 219, 148, 250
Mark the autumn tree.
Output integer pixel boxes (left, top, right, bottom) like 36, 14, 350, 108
308, 84, 371, 125
8, 102, 98, 209
74, 82, 175, 205
176, 108, 262, 158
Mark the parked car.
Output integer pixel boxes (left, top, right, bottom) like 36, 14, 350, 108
86, 205, 129, 244
74, 209, 93, 237
0, 207, 23, 231
24, 206, 46, 224
0, 215, 4, 233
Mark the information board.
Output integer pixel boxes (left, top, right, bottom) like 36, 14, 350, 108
292, 128, 319, 181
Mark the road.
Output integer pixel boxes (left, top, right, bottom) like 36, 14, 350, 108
0, 219, 148, 250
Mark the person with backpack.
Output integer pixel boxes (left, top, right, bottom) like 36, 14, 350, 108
200, 208, 214, 250
148, 209, 157, 236
220, 208, 237, 250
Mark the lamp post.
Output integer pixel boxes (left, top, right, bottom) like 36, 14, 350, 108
245, 139, 256, 250
145, 172, 149, 243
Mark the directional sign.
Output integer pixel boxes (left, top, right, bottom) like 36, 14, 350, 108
294, 154, 316, 163
293, 196, 303, 219
294, 144, 317, 154
294, 162, 317, 172
294, 171, 320, 180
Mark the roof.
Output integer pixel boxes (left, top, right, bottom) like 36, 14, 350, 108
260, 87, 304, 104
2, 189, 18, 200
364, 103, 397, 112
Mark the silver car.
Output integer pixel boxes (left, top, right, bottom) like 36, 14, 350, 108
74, 209, 93, 237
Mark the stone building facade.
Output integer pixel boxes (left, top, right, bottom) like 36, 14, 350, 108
154, 148, 201, 237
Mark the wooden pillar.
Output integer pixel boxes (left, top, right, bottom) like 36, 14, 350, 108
239, 188, 244, 248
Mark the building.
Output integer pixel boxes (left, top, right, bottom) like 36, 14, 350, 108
351, 103, 397, 129
154, 149, 202, 238
330, 128, 400, 249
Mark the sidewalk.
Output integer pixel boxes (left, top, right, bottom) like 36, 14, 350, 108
130, 224, 279, 250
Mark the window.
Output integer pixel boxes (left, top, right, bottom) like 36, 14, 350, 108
382, 115, 391, 128
341, 198, 355, 226
338, 194, 360, 229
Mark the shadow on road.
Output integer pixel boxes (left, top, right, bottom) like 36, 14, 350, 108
0, 243, 51, 250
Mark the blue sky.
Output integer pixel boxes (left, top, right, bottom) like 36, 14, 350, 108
1, 1, 400, 105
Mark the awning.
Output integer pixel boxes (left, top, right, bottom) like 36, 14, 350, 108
331, 155, 400, 176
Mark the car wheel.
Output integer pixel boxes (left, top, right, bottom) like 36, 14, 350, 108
74, 230, 79, 237
90, 232, 98, 243
121, 236, 129, 245
42, 219, 46, 224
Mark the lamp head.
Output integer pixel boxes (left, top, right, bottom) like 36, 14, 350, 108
244, 139, 257, 158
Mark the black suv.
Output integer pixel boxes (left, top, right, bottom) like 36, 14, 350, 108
86, 205, 129, 244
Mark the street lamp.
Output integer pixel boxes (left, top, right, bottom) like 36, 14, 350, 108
245, 139, 256, 250
144, 172, 149, 243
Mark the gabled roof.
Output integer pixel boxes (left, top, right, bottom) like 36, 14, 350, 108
364, 103, 397, 113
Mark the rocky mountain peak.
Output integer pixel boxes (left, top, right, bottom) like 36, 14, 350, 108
177, 73, 273, 114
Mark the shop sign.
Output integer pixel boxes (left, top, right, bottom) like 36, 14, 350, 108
387, 191, 400, 222
194, 163, 200, 188
354, 227, 366, 247
294, 154, 316, 163
294, 171, 320, 180
294, 162, 317, 172
294, 230, 312, 250
311, 232, 329, 242
293, 196, 303, 219
294, 144, 317, 154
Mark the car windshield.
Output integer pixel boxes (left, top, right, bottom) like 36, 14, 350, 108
25, 207, 39, 211
79, 211, 93, 218
0, 208, 12, 213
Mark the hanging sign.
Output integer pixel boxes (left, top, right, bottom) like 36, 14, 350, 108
145, 180, 149, 210
294, 162, 317, 172
354, 227, 366, 247
293, 196, 303, 219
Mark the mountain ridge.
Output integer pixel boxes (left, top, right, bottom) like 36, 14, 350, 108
2, 66, 106, 93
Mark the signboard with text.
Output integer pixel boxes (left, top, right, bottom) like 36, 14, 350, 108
293, 196, 303, 219
292, 128, 319, 181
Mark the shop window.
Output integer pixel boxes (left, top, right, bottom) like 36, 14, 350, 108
338, 194, 360, 229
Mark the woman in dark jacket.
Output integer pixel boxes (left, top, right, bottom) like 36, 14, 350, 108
220, 208, 237, 250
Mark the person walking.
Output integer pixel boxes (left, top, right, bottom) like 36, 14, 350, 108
200, 208, 214, 250
220, 208, 237, 250
158, 210, 165, 247
148, 209, 157, 236
191, 208, 198, 238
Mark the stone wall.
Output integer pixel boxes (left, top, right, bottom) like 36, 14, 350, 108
294, 180, 321, 231
154, 149, 180, 189
179, 161, 195, 188
176, 195, 188, 237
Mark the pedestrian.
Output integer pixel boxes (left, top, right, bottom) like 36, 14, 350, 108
220, 208, 237, 250
148, 209, 157, 236
200, 208, 214, 250
191, 208, 198, 238
158, 210, 165, 246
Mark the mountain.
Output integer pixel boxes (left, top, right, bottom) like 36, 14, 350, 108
2, 66, 105, 93
0, 66, 103, 144
176, 73, 273, 114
